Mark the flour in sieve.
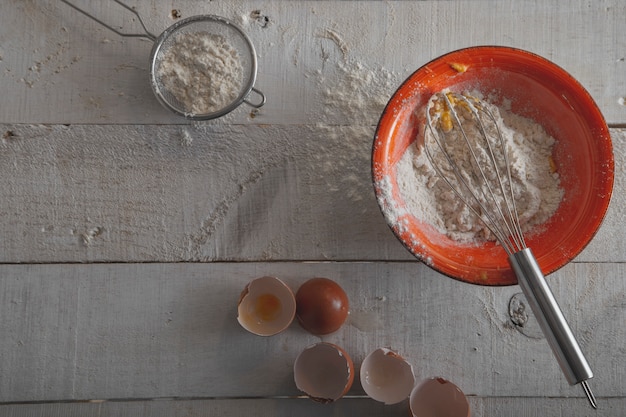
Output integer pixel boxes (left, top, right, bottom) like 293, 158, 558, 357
392, 100, 563, 243
157, 31, 244, 115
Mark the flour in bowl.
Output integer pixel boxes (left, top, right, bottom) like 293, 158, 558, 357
393, 99, 563, 243
157, 31, 244, 115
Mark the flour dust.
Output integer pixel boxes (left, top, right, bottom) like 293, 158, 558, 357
389, 98, 563, 244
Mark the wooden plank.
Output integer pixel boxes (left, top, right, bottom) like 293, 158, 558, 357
0, 266, 79, 402
0, 1, 625, 125
1, 262, 623, 403
0, 125, 623, 263
0, 395, 625, 416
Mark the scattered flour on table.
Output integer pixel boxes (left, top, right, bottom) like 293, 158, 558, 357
156, 31, 244, 115
315, 61, 401, 124
381, 99, 563, 244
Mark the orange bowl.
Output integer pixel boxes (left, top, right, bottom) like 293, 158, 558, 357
372, 46, 614, 285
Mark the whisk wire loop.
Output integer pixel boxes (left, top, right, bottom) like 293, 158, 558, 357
445, 94, 517, 252
469, 96, 527, 252
425, 92, 527, 255
424, 111, 512, 253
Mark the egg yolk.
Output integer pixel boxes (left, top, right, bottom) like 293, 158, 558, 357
254, 293, 282, 322
449, 62, 468, 73
549, 155, 557, 173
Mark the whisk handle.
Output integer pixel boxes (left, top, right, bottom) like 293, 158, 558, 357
509, 248, 594, 386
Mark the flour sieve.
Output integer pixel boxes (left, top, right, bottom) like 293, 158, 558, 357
61, 0, 265, 120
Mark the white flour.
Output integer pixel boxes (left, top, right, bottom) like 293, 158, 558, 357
387, 98, 563, 244
318, 61, 400, 124
156, 31, 244, 115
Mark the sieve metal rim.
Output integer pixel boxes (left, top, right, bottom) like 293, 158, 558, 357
149, 14, 260, 121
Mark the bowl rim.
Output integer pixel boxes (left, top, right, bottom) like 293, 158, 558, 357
372, 45, 615, 286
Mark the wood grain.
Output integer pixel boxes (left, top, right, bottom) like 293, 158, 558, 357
2, 397, 625, 417
0, 124, 623, 263
0, 1, 625, 125
1, 0, 625, 414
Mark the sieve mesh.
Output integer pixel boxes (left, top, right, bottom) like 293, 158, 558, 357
149, 15, 257, 119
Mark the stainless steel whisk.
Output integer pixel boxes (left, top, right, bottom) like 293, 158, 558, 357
424, 92, 597, 408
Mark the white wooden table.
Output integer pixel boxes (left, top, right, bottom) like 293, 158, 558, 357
1, 1, 625, 415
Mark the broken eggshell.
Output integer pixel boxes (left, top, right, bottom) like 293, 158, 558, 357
360, 347, 415, 405
237, 276, 296, 336
409, 377, 470, 417
293, 342, 355, 403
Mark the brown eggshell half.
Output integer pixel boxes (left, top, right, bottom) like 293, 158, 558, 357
237, 276, 296, 336
360, 347, 415, 404
409, 377, 470, 417
293, 342, 354, 403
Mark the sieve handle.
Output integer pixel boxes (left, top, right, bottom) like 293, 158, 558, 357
509, 248, 596, 408
243, 88, 266, 109
60, 0, 156, 41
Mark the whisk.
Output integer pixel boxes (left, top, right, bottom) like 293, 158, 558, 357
424, 92, 597, 408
